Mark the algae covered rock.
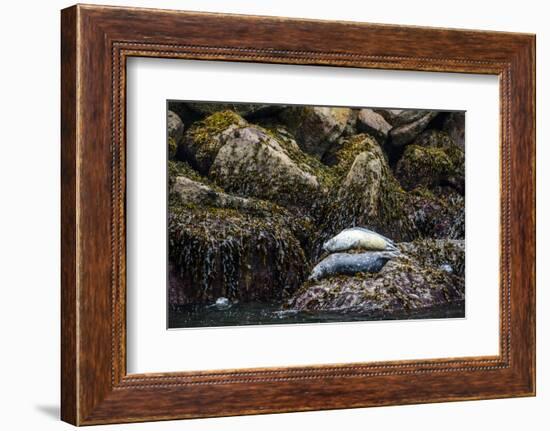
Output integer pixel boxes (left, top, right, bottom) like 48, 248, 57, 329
323, 134, 414, 242
287, 239, 464, 313
279, 106, 353, 158
178, 110, 247, 174
395, 135, 465, 193
171, 175, 274, 213
399, 239, 465, 277
168, 204, 308, 306
209, 125, 322, 208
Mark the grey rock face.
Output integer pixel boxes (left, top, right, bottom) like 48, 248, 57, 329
279, 106, 353, 158
442, 111, 466, 150
170, 176, 271, 213
356, 109, 392, 143
389, 111, 439, 147
179, 111, 247, 174
209, 126, 320, 207
168, 110, 184, 143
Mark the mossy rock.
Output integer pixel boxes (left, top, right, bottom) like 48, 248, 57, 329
320, 134, 415, 243
168, 203, 309, 306
395, 138, 464, 193
406, 190, 465, 240
178, 110, 247, 174
209, 125, 324, 209
278, 106, 353, 158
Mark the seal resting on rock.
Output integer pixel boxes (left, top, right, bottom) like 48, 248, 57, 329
323, 227, 398, 253
308, 251, 398, 281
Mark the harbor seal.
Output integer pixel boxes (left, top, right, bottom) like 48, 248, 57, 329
323, 227, 398, 253
308, 251, 398, 281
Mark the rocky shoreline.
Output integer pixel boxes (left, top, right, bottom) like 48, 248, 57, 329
167, 102, 465, 323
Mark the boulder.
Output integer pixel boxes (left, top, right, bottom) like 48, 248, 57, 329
168, 204, 308, 306
372, 109, 405, 125
170, 175, 274, 214
373, 109, 429, 127
168, 110, 184, 142
323, 134, 414, 242
395, 137, 464, 193
178, 110, 247, 174
388, 111, 439, 147
356, 109, 392, 143
442, 111, 466, 150
209, 125, 321, 207
279, 106, 353, 158
406, 190, 465, 240
399, 239, 465, 277
287, 239, 464, 314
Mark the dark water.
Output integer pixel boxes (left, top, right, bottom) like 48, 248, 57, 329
168, 300, 465, 329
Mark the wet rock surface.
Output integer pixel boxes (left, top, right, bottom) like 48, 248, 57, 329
167, 101, 465, 323
288, 239, 464, 314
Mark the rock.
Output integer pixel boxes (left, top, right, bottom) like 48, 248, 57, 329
406, 190, 466, 240
287, 239, 464, 313
373, 109, 429, 127
170, 175, 276, 214
388, 111, 439, 147
168, 110, 184, 159
323, 134, 415, 242
209, 125, 321, 207
186, 102, 281, 118
398, 239, 465, 277
168, 204, 308, 306
279, 106, 353, 158
179, 110, 247, 174
168, 110, 184, 142
356, 109, 392, 143
372, 109, 405, 125
395, 140, 464, 193
442, 112, 466, 150
412, 129, 456, 148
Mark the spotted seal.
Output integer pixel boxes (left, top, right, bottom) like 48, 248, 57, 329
308, 251, 398, 281
323, 227, 398, 253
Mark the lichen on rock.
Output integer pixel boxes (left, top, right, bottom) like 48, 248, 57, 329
278, 106, 353, 158
178, 110, 247, 174
209, 125, 324, 209
321, 134, 414, 242
396, 130, 465, 193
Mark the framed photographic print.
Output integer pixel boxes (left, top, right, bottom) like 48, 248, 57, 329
61, 4, 535, 425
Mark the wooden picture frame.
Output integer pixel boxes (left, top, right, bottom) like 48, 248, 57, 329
61, 4, 536, 425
